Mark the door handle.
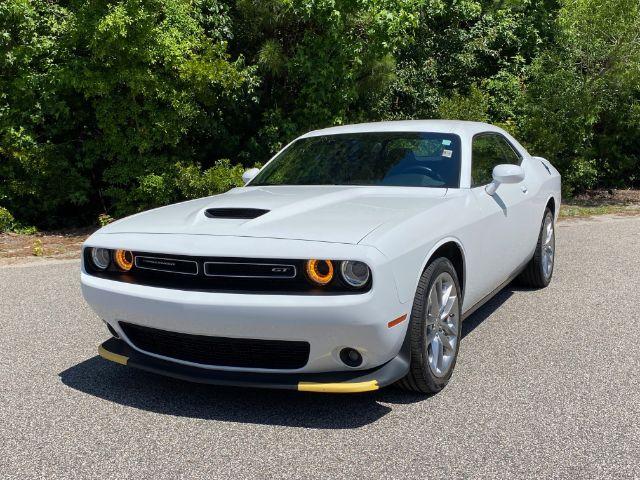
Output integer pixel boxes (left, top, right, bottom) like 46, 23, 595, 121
521, 185, 528, 194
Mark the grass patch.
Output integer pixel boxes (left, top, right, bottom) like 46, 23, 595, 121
560, 203, 640, 219
559, 189, 640, 219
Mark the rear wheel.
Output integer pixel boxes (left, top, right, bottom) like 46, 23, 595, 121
398, 257, 462, 394
518, 208, 555, 288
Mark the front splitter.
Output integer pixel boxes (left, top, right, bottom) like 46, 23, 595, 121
98, 337, 409, 393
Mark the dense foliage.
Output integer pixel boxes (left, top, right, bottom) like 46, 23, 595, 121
1, 0, 638, 228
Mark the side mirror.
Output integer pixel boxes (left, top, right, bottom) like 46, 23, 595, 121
485, 164, 525, 195
242, 168, 260, 185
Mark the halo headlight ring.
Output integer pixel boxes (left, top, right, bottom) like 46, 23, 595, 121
340, 260, 371, 288
114, 249, 134, 271
305, 259, 334, 286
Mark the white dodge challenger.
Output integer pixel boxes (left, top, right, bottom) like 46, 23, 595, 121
82, 120, 561, 394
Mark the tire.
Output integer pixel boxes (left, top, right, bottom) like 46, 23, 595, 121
397, 257, 462, 394
517, 208, 555, 288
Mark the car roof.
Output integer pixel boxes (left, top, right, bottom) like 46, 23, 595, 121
298, 119, 530, 158
299, 120, 504, 139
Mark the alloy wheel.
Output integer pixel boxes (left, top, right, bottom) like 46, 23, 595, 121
542, 213, 555, 280
425, 272, 460, 377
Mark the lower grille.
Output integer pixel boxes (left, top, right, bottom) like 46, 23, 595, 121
120, 322, 310, 370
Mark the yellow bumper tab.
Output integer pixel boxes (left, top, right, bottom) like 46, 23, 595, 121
297, 380, 379, 393
98, 344, 129, 365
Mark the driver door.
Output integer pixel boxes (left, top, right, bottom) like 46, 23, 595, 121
470, 133, 532, 294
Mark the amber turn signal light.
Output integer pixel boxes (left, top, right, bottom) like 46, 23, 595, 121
114, 249, 134, 271
305, 259, 334, 285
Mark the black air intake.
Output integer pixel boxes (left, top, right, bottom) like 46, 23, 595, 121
120, 322, 310, 369
204, 208, 269, 219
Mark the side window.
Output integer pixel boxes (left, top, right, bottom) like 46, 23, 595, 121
471, 134, 521, 187
495, 136, 521, 166
471, 135, 504, 187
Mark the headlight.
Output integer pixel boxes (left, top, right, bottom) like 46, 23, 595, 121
305, 259, 334, 285
114, 249, 134, 271
90, 248, 111, 270
340, 260, 370, 288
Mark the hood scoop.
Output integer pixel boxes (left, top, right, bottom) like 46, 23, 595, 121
204, 208, 270, 219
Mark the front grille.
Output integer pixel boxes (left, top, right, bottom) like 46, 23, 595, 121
84, 249, 372, 295
120, 322, 310, 369
204, 208, 269, 219
203, 261, 296, 279
135, 256, 198, 275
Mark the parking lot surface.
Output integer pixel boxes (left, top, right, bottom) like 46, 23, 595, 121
1, 215, 639, 479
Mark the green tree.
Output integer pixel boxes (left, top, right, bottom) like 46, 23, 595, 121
229, 0, 425, 156
374, 0, 559, 123
521, 0, 640, 193
1, 0, 638, 229
438, 85, 490, 122
0, 0, 77, 227
1, 0, 254, 225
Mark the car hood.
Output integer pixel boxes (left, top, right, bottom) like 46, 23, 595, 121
99, 186, 447, 244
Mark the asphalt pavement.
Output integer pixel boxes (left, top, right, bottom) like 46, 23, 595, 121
1, 215, 639, 479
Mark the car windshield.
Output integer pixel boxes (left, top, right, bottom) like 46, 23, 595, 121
250, 132, 461, 188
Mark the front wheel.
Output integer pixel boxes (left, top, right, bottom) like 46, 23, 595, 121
398, 257, 462, 394
518, 208, 555, 288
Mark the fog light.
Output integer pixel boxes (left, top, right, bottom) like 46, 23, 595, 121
114, 249, 133, 271
306, 259, 334, 285
339, 348, 363, 367
90, 248, 110, 270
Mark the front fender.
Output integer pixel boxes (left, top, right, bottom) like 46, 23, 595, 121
377, 236, 466, 305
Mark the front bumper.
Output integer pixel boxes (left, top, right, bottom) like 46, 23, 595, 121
81, 234, 410, 375
98, 337, 410, 393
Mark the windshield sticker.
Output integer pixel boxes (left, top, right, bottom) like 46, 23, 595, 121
442, 149, 453, 158
442, 139, 452, 146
